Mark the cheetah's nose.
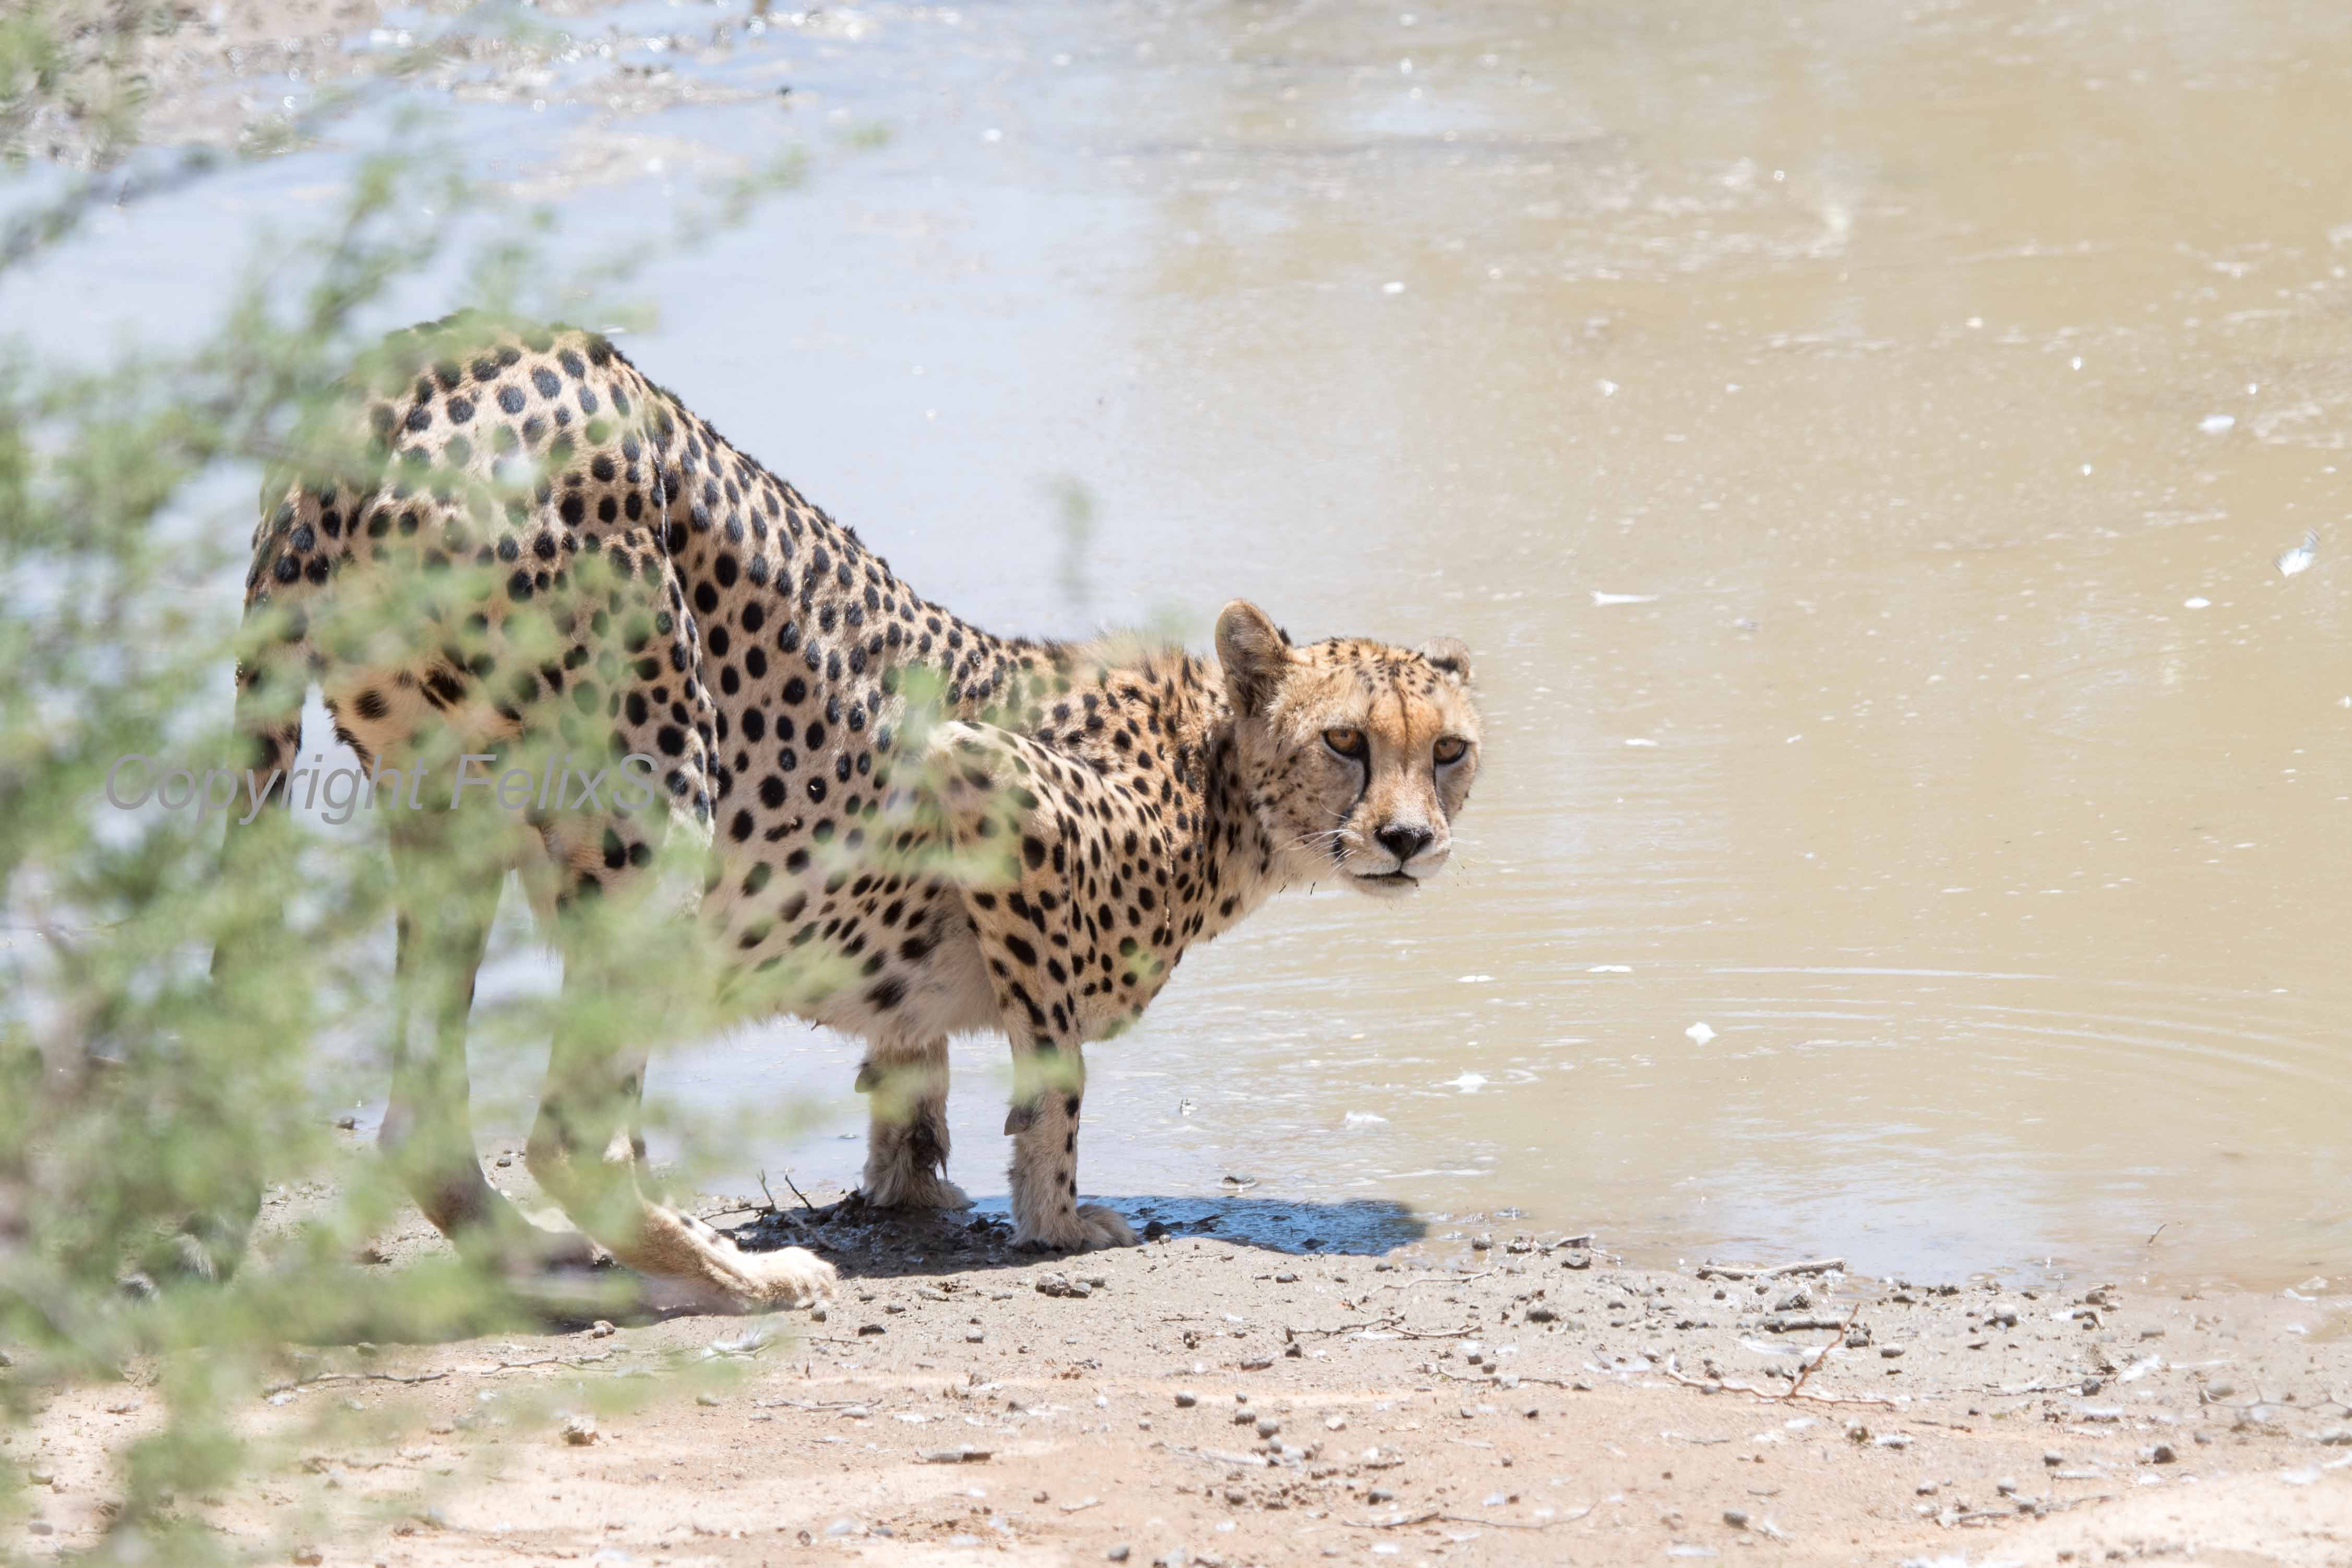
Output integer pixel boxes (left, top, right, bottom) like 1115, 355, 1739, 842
1375, 824, 1434, 865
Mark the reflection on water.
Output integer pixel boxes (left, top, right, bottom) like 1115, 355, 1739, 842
15, 0, 2352, 1286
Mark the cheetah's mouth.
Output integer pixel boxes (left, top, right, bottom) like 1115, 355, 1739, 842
1350, 870, 1420, 894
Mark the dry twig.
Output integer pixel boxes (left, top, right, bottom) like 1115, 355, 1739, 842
1289, 1316, 1404, 1337
1374, 1270, 1494, 1291
780, 1170, 818, 1212
1694, 1257, 1846, 1282
1342, 1507, 1584, 1531
269, 1369, 449, 1393
1662, 1305, 1897, 1408
477, 1351, 615, 1375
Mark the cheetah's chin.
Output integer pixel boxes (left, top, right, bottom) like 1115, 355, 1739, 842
1348, 870, 1422, 898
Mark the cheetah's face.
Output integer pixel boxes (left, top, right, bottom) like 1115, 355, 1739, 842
1216, 601, 1481, 899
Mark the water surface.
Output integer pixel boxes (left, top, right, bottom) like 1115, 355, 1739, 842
13, 0, 2352, 1286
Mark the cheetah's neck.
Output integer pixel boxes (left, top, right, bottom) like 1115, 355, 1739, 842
939, 630, 1290, 951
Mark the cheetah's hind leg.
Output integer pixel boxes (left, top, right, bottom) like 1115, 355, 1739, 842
380, 812, 607, 1284
508, 534, 832, 1315
522, 997, 837, 1315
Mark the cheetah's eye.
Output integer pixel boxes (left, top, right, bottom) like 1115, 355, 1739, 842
1432, 735, 1470, 766
1322, 727, 1366, 760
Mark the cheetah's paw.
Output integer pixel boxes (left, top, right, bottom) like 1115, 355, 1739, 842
859, 1169, 975, 1212
733, 1244, 837, 1309
1013, 1203, 1137, 1253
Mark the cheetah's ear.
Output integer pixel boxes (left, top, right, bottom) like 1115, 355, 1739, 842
1216, 599, 1294, 717
1419, 637, 1473, 684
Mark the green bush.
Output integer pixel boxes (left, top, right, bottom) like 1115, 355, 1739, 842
0, 9, 828, 1559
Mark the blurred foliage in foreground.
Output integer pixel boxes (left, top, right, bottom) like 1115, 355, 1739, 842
0, 8, 830, 1561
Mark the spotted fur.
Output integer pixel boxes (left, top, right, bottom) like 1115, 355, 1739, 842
228, 314, 1482, 1309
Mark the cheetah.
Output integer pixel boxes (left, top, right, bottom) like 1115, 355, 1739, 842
219, 314, 1482, 1314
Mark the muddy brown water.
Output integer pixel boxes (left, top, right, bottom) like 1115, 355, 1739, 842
10, 0, 2352, 1287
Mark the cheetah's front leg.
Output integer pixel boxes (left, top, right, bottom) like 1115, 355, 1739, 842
1004, 1040, 1135, 1251
856, 1036, 972, 1211
922, 719, 1135, 1251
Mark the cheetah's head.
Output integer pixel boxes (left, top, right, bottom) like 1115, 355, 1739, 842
1216, 600, 1481, 899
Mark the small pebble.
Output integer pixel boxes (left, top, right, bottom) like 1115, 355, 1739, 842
1723, 1509, 1749, 1529
1174, 1391, 1198, 1408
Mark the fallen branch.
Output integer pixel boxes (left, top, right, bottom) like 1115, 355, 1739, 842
1289, 1316, 1405, 1338
1695, 1257, 1845, 1282
1661, 1362, 1896, 1409
1158, 1441, 1270, 1469
1661, 1305, 1898, 1408
759, 1398, 871, 1411
1442, 1513, 1572, 1531
1344, 1508, 1439, 1530
1947, 1498, 2117, 1529
780, 1170, 818, 1212
1375, 1271, 1494, 1292
1665, 1363, 1900, 1420
1343, 1508, 1582, 1531
268, 1369, 450, 1394
1430, 1366, 1581, 1391
475, 1351, 615, 1375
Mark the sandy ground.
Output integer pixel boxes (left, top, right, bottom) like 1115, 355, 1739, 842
16, 1153, 2352, 1567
